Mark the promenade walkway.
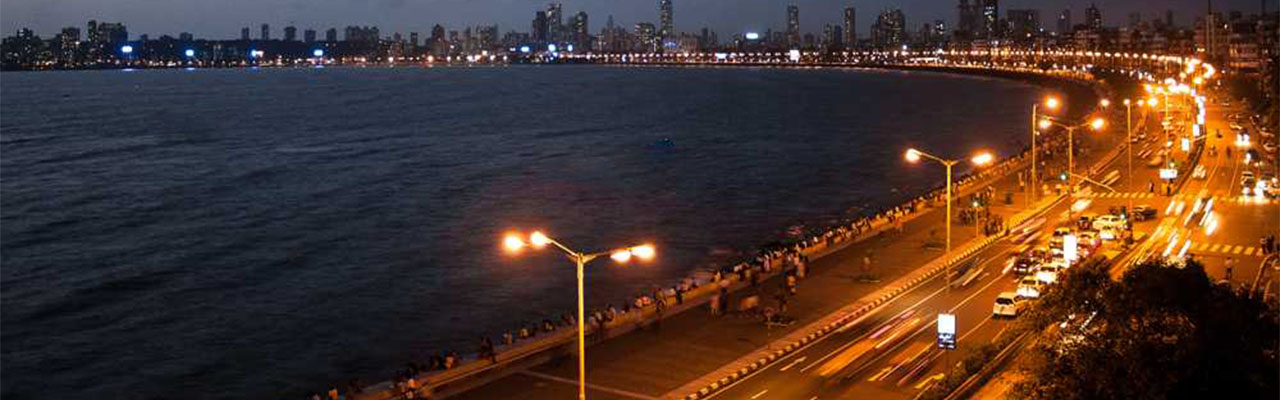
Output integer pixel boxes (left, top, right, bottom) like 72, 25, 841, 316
445, 157, 1041, 400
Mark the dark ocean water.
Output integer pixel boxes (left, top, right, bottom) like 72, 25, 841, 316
1, 65, 1045, 399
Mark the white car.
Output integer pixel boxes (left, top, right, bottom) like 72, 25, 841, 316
1091, 215, 1125, 231
1192, 165, 1207, 179
1037, 262, 1064, 284
1018, 276, 1045, 299
993, 292, 1023, 318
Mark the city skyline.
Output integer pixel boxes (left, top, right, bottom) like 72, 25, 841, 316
2, 0, 1271, 41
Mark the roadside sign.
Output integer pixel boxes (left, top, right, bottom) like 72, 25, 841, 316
1159, 168, 1178, 180
1064, 234, 1078, 264
937, 313, 956, 350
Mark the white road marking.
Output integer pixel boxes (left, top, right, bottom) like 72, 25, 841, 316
778, 357, 807, 372
750, 389, 768, 399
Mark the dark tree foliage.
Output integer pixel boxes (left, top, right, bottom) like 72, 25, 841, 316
1012, 258, 1279, 400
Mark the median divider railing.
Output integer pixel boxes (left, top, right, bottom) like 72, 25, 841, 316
673, 193, 1065, 400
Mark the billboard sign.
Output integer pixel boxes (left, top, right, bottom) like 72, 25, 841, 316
937, 313, 956, 350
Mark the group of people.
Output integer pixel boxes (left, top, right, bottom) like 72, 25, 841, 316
311, 136, 1037, 400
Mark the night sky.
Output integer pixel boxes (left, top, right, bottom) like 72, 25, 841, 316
2, 0, 1274, 41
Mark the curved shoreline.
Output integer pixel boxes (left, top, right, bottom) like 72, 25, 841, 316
343, 64, 1110, 399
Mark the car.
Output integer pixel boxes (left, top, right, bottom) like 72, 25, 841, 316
1037, 262, 1064, 284
1013, 255, 1040, 276
993, 292, 1023, 318
1192, 164, 1207, 179
1098, 227, 1119, 241
1018, 276, 1045, 299
1132, 205, 1158, 221
1091, 215, 1125, 231
1078, 231, 1101, 251
1147, 155, 1164, 167
1243, 177, 1258, 196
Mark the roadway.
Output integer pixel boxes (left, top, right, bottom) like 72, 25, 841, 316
699, 91, 1278, 400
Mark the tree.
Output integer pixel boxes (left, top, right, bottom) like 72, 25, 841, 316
1012, 258, 1279, 400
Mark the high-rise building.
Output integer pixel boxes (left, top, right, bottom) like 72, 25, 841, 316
1128, 12, 1142, 27
92, 22, 127, 43
659, 0, 674, 46
304, 29, 317, 43
261, 23, 270, 40
957, 0, 978, 40
533, 11, 549, 42
59, 27, 81, 63
844, 7, 857, 46
980, 0, 999, 39
284, 26, 297, 41
635, 22, 657, 52
786, 5, 800, 47
1085, 4, 1102, 30
410, 32, 419, 47
870, 8, 906, 49
1056, 9, 1072, 35
547, 3, 563, 42
572, 11, 590, 46
325, 28, 337, 42
1007, 9, 1040, 42
241, 27, 251, 41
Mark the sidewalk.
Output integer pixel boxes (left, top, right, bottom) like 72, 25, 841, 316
448, 160, 1037, 400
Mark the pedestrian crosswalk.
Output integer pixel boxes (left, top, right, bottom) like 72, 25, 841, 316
1077, 191, 1279, 205
1189, 243, 1264, 257
1078, 192, 1158, 199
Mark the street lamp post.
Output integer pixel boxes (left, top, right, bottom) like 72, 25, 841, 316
905, 148, 993, 291
504, 232, 655, 400
1038, 116, 1105, 192
1033, 96, 1064, 204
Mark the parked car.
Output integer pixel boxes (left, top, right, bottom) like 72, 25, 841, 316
993, 292, 1023, 318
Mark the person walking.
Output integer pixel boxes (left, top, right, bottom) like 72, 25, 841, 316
1225, 257, 1235, 282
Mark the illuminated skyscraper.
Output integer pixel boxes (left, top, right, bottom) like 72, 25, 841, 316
786, 5, 800, 47
980, 0, 999, 39
659, 0, 674, 47
843, 6, 856, 47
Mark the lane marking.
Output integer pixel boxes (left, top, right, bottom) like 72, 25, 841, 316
751, 389, 768, 399
519, 371, 657, 400
778, 357, 807, 372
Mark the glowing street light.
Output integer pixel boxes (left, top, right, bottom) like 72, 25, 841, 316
1099, 98, 1111, 108
903, 147, 995, 291
1040, 114, 1106, 194
502, 231, 654, 400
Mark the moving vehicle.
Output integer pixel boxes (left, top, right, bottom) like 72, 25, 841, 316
1037, 262, 1064, 284
1192, 164, 1207, 179
1091, 215, 1125, 231
1017, 276, 1044, 299
1132, 205, 1158, 221
993, 292, 1022, 318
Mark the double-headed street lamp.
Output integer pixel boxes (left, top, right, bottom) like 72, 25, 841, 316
1038, 114, 1106, 192
904, 148, 994, 290
1031, 96, 1064, 203
503, 231, 655, 400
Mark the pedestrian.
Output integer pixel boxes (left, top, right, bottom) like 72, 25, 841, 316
1226, 257, 1235, 281
674, 287, 684, 305
710, 292, 721, 316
